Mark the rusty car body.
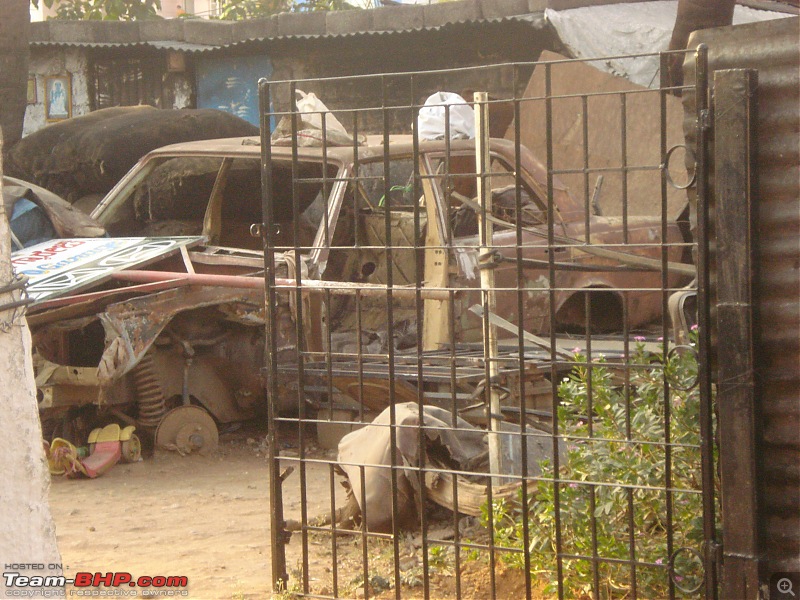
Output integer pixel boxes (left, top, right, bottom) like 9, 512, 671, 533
19, 134, 691, 445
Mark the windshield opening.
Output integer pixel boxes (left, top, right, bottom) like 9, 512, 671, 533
97, 155, 339, 251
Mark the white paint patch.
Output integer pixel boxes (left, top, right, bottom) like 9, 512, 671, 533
171, 76, 193, 109
24, 48, 91, 137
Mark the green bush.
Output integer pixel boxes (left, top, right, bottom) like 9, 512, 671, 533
482, 335, 715, 598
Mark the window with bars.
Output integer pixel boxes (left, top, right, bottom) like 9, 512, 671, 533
92, 56, 164, 110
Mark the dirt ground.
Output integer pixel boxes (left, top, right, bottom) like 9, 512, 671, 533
49, 424, 540, 600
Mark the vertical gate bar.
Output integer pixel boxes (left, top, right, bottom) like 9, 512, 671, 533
581, 94, 591, 242
288, 80, 311, 596
658, 52, 676, 600
443, 105, 463, 600
622, 289, 637, 595
329, 462, 339, 598
693, 45, 720, 600
545, 61, 566, 600
352, 113, 366, 429
322, 108, 335, 433
584, 293, 599, 600
474, 91, 498, 599
410, 74, 431, 600
582, 87, 599, 597
589, 484, 600, 600
627, 487, 638, 599
259, 78, 288, 592
713, 67, 760, 600
474, 92, 502, 488
360, 465, 370, 600
620, 94, 629, 244
513, 64, 533, 600
320, 110, 338, 599
380, 76, 403, 600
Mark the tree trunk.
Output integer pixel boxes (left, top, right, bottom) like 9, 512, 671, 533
0, 0, 31, 151
0, 135, 64, 593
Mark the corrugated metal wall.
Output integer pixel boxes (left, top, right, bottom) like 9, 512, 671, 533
684, 15, 800, 585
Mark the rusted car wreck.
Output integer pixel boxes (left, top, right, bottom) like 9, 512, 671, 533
17, 134, 692, 452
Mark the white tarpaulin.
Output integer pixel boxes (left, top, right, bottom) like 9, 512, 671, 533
545, 1, 788, 88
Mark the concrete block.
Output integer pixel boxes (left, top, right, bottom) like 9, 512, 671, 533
48, 21, 95, 43
91, 21, 139, 43
326, 9, 373, 36
233, 17, 278, 41
29, 22, 50, 43
139, 19, 186, 42
481, 0, 530, 18
372, 5, 424, 31
424, 0, 480, 27
277, 11, 327, 37
184, 19, 235, 46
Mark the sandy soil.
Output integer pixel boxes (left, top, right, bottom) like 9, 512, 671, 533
49, 425, 341, 599
49, 425, 541, 600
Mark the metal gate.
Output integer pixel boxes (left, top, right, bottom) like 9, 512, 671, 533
259, 49, 718, 599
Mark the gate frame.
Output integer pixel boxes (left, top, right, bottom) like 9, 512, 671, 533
258, 50, 722, 598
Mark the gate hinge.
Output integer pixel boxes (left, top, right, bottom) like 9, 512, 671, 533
699, 109, 712, 131
707, 540, 723, 579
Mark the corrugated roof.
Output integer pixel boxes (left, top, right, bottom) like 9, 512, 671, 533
226, 14, 543, 47
29, 13, 544, 53
30, 40, 223, 53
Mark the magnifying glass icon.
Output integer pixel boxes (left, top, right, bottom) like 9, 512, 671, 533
778, 578, 796, 597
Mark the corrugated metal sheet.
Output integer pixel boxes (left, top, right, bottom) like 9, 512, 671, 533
30, 40, 222, 53
684, 16, 800, 579
228, 14, 544, 45
28, 15, 543, 53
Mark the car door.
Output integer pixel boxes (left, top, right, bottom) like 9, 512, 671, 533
424, 150, 560, 343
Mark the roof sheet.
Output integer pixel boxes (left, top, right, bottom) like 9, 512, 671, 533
29, 13, 544, 52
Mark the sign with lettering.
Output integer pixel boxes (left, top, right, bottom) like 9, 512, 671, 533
12, 237, 203, 303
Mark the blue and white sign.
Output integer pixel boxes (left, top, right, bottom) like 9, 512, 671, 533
12, 236, 203, 303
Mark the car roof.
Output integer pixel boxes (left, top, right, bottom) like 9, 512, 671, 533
138, 135, 580, 216
145, 135, 508, 161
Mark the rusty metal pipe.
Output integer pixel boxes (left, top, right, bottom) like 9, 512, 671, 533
110, 270, 453, 300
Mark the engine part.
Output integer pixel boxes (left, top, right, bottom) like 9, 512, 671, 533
155, 405, 218, 456
131, 352, 166, 427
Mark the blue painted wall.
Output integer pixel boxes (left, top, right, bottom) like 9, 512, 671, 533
196, 54, 272, 128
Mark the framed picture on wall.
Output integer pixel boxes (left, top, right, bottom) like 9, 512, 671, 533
45, 75, 71, 121
27, 76, 37, 104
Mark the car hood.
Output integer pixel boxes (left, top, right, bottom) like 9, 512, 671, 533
3, 176, 106, 239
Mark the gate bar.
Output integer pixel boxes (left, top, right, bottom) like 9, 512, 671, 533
259, 77, 289, 592
693, 44, 721, 600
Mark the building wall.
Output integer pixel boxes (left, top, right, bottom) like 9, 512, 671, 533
265, 22, 546, 134
196, 53, 272, 126
22, 46, 197, 137
24, 48, 91, 137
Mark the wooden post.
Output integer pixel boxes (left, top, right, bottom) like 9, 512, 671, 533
713, 69, 760, 600
474, 92, 506, 485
